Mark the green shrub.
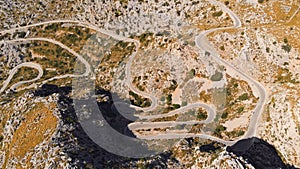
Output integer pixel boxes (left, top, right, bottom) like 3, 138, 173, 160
166, 94, 172, 105
282, 44, 291, 53
197, 111, 208, 120
172, 104, 181, 109
237, 106, 244, 113
221, 112, 228, 119
220, 46, 225, 51
237, 130, 245, 136
190, 69, 196, 76
238, 93, 249, 101
214, 125, 226, 135
212, 11, 223, 17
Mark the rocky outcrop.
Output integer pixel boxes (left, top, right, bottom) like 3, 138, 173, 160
226, 137, 298, 169
34, 84, 71, 97
34, 84, 179, 168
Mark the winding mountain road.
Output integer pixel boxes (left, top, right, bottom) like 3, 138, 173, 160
0, 37, 91, 93
0, 19, 159, 112
0, 1, 267, 146
136, 103, 215, 121
138, 133, 235, 146
195, 0, 267, 139
0, 62, 43, 94
3, 37, 91, 77
0, 20, 221, 144
129, 0, 266, 143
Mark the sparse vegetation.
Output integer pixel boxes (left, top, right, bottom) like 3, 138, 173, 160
220, 45, 225, 51
226, 130, 245, 138
214, 125, 226, 136
197, 111, 208, 120
172, 104, 181, 109
166, 94, 172, 105
212, 11, 223, 17
221, 112, 228, 119
237, 106, 244, 113
0, 135, 3, 142
7, 102, 57, 164
190, 69, 196, 76
8, 67, 39, 90
282, 44, 291, 53
129, 90, 151, 107
238, 93, 249, 101
138, 32, 154, 47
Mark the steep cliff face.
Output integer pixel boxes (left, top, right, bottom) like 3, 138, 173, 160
226, 137, 298, 169
34, 84, 178, 168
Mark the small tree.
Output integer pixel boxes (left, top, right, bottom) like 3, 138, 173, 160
197, 112, 208, 120
212, 11, 223, 17
237, 107, 244, 113
282, 44, 291, 53
166, 94, 172, 105
238, 93, 249, 101
190, 69, 196, 76
221, 112, 228, 119
214, 125, 227, 136
172, 104, 181, 109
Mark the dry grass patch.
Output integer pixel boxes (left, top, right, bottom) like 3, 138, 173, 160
7, 102, 57, 164
272, 2, 299, 22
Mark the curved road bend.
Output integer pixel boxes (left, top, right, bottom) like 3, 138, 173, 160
0, 21, 223, 145
0, 20, 158, 112
136, 103, 215, 122
129, 102, 216, 131
3, 38, 91, 76
78, 23, 159, 112
0, 62, 43, 94
128, 0, 266, 144
0, 19, 233, 145
0, 11, 265, 145
78, 22, 159, 112
195, 0, 267, 138
0, 38, 91, 93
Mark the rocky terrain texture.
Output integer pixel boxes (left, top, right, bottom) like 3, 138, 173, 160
1, 0, 300, 168
227, 137, 298, 169
33, 84, 181, 168
1, 84, 292, 168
